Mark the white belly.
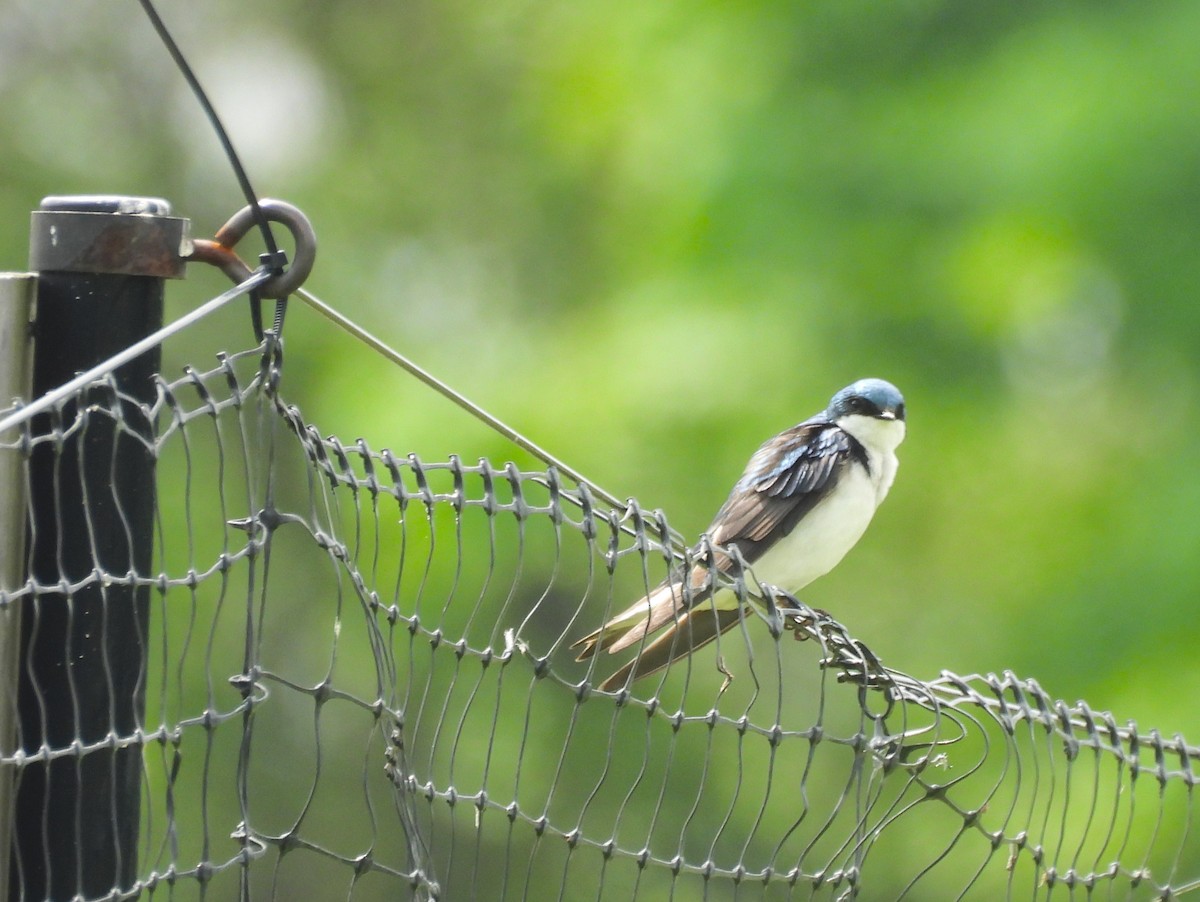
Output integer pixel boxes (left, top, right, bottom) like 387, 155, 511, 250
749, 461, 881, 593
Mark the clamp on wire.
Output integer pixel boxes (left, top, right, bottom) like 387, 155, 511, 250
188, 199, 317, 340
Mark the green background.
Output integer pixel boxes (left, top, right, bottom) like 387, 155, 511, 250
3, 1, 1200, 898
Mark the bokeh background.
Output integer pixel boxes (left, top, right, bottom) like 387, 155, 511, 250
3, 1, 1200, 898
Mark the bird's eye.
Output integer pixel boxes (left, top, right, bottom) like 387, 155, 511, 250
895, 403, 906, 420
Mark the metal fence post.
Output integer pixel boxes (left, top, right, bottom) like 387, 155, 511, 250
0, 273, 35, 902
13, 197, 187, 901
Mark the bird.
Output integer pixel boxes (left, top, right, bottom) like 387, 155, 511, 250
573, 378, 906, 692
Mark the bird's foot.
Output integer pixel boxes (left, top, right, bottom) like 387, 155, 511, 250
762, 587, 841, 644
777, 599, 834, 642
760, 585, 806, 638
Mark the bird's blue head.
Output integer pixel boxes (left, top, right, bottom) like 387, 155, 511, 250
827, 378, 906, 422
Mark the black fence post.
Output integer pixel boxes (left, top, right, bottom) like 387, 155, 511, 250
13, 197, 187, 901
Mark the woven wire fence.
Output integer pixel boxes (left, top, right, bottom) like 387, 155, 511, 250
1, 324, 1199, 901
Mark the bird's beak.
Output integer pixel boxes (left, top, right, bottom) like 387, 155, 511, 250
879, 410, 896, 420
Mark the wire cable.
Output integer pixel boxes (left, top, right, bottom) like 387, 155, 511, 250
294, 285, 687, 550
0, 270, 271, 437
136, 0, 281, 262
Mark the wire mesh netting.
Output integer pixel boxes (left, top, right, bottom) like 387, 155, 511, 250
1, 328, 1198, 901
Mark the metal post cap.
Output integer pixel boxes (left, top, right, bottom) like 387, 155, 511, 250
30, 195, 191, 279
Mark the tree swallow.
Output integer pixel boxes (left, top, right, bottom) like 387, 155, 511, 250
573, 378, 906, 692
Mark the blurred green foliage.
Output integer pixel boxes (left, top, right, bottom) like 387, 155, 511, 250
5, 0, 1200, 897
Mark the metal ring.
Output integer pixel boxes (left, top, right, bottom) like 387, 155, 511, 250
191, 199, 317, 299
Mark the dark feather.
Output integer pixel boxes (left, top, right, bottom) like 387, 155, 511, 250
708, 420, 862, 563
598, 605, 751, 692
572, 568, 713, 660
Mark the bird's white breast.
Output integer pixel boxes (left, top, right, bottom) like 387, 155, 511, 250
748, 462, 880, 592
746, 414, 904, 595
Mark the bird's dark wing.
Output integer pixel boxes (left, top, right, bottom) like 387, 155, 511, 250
708, 420, 863, 567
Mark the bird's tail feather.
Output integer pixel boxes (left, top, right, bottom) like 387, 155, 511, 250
571, 581, 684, 661
598, 605, 750, 692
